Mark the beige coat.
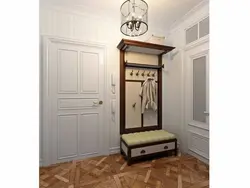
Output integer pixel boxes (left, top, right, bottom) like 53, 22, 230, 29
139, 77, 157, 113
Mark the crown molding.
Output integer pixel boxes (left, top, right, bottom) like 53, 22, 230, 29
167, 0, 209, 36
40, 4, 168, 39
40, 4, 119, 23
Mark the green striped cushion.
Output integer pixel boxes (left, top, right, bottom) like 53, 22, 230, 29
121, 130, 176, 146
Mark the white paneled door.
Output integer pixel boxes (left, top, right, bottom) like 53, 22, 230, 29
184, 42, 209, 164
44, 38, 107, 165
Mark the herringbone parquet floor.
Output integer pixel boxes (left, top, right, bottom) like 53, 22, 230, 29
40, 154, 209, 188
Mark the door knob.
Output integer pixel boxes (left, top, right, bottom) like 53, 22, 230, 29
93, 100, 103, 105
204, 111, 209, 116
93, 100, 103, 106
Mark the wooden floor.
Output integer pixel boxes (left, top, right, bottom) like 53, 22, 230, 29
40, 154, 209, 188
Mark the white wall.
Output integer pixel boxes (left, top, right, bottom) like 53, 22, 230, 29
39, 5, 169, 164
162, 0, 209, 152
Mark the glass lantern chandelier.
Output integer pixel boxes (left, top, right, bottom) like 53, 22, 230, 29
120, 0, 148, 37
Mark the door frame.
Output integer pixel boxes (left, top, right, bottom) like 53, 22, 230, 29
41, 36, 109, 166
180, 40, 209, 153
184, 47, 209, 163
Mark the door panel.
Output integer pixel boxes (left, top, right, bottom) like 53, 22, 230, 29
78, 113, 99, 156
193, 56, 206, 123
58, 98, 99, 110
57, 114, 78, 159
58, 49, 78, 93
184, 42, 209, 163
188, 131, 209, 159
80, 52, 99, 93
48, 40, 106, 164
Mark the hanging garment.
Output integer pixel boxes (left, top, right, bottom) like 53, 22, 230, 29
139, 77, 157, 113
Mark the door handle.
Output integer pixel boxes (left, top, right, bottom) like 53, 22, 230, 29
164, 145, 168, 150
93, 100, 103, 106
204, 111, 209, 116
140, 150, 146, 154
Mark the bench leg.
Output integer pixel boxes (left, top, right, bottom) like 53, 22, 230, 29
174, 148, 178, 156
174, 140, 178, 156
127, 158, 132, 166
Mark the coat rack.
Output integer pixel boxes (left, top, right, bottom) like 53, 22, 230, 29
117, 39, 175, 134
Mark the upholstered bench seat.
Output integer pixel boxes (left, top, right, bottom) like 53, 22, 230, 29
121, 130, 176, 146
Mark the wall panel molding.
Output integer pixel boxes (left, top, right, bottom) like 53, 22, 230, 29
188, 131, 209, 159
109, 147, 120, 155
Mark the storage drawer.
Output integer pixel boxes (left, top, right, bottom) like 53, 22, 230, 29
131, 142, 175, 157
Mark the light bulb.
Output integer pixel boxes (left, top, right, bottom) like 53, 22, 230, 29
127, 21, 132, 30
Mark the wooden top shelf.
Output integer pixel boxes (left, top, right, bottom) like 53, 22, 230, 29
117, 39, 175, 55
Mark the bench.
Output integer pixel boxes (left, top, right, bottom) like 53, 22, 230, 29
120, 130, 177, 165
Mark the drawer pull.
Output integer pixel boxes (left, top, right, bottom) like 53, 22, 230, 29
164, 146, 168, 150
140, 150, 146, 154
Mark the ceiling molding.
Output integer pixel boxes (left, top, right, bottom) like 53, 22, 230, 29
40, 0, 207, 40
40, 4, 169, 38
167, 0, 209, 35
40, 4, 120, 23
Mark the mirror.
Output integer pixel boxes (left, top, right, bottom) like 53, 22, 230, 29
125, 82, 142, 128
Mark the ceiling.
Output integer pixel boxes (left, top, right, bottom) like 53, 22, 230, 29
40, 0, 205, 30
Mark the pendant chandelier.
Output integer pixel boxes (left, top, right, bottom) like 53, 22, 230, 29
120, 0, 148, 37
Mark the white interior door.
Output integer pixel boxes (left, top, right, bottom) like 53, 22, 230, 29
184, 43, 209, 163
46, 39, 107, 165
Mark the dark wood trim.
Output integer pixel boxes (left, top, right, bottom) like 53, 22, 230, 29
128, 150, 176, 165
120, 50, 125, 134
117, 39, 175, 55
128, 138, 177, 149
122, 126, 161, 134
157, 55, 162, 129
141, 81, 143, 128
126, 79, 158, 83
125, 62, 164, 69
174, 140, 178, 156
121, 137, 128, 147
118, 39, 177, 165
120, 137, 177, 166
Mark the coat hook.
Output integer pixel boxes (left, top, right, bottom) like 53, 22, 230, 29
130, 70, 133, 76
141, 70, 145, 77
132, 102, 136, 108
136, 70, 139, 76
147, 71, 151, 77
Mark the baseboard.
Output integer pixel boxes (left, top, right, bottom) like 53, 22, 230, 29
109, 147, 120, 155
188, 150, 209, 164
